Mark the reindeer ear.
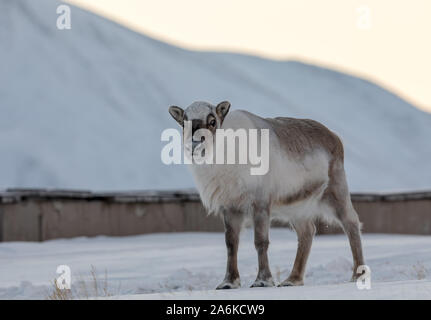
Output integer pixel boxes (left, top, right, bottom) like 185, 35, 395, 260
216, 101, 230, 122
169, 106, 185, 126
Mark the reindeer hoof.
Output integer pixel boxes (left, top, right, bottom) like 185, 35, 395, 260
350, 273, 361, 282
278, 278, 304, 287
250, 279, 275, 288
216, 279, 240, 290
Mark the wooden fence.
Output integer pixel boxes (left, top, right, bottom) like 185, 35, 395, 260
0, 189, 430, 241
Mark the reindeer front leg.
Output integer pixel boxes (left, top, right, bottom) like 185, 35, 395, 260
251, 205, 274, 287
216, 209, 244, 289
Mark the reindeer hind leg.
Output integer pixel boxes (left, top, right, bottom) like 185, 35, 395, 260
324, 163, 365, 281
279, 220, 315, 286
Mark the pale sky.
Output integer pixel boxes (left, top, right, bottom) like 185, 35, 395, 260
66, 0, 431, 113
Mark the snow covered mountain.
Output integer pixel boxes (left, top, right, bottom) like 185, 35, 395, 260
1, 0, 430, 192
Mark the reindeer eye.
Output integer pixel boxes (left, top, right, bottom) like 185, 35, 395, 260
210, 119, 216, 127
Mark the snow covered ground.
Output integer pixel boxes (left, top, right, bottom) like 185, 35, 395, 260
1, 229, 431, 299
122, 280, 431, 300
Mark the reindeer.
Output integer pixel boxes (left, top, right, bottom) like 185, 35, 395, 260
168, 101, 365, 289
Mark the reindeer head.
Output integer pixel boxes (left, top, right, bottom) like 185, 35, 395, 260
168, 101, 230, 156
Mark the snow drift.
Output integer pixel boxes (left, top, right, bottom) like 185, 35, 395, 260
1, 0, 430, 192
1, 230, 431, 299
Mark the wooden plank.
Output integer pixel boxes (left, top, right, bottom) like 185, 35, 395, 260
2, 189, 431, 204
